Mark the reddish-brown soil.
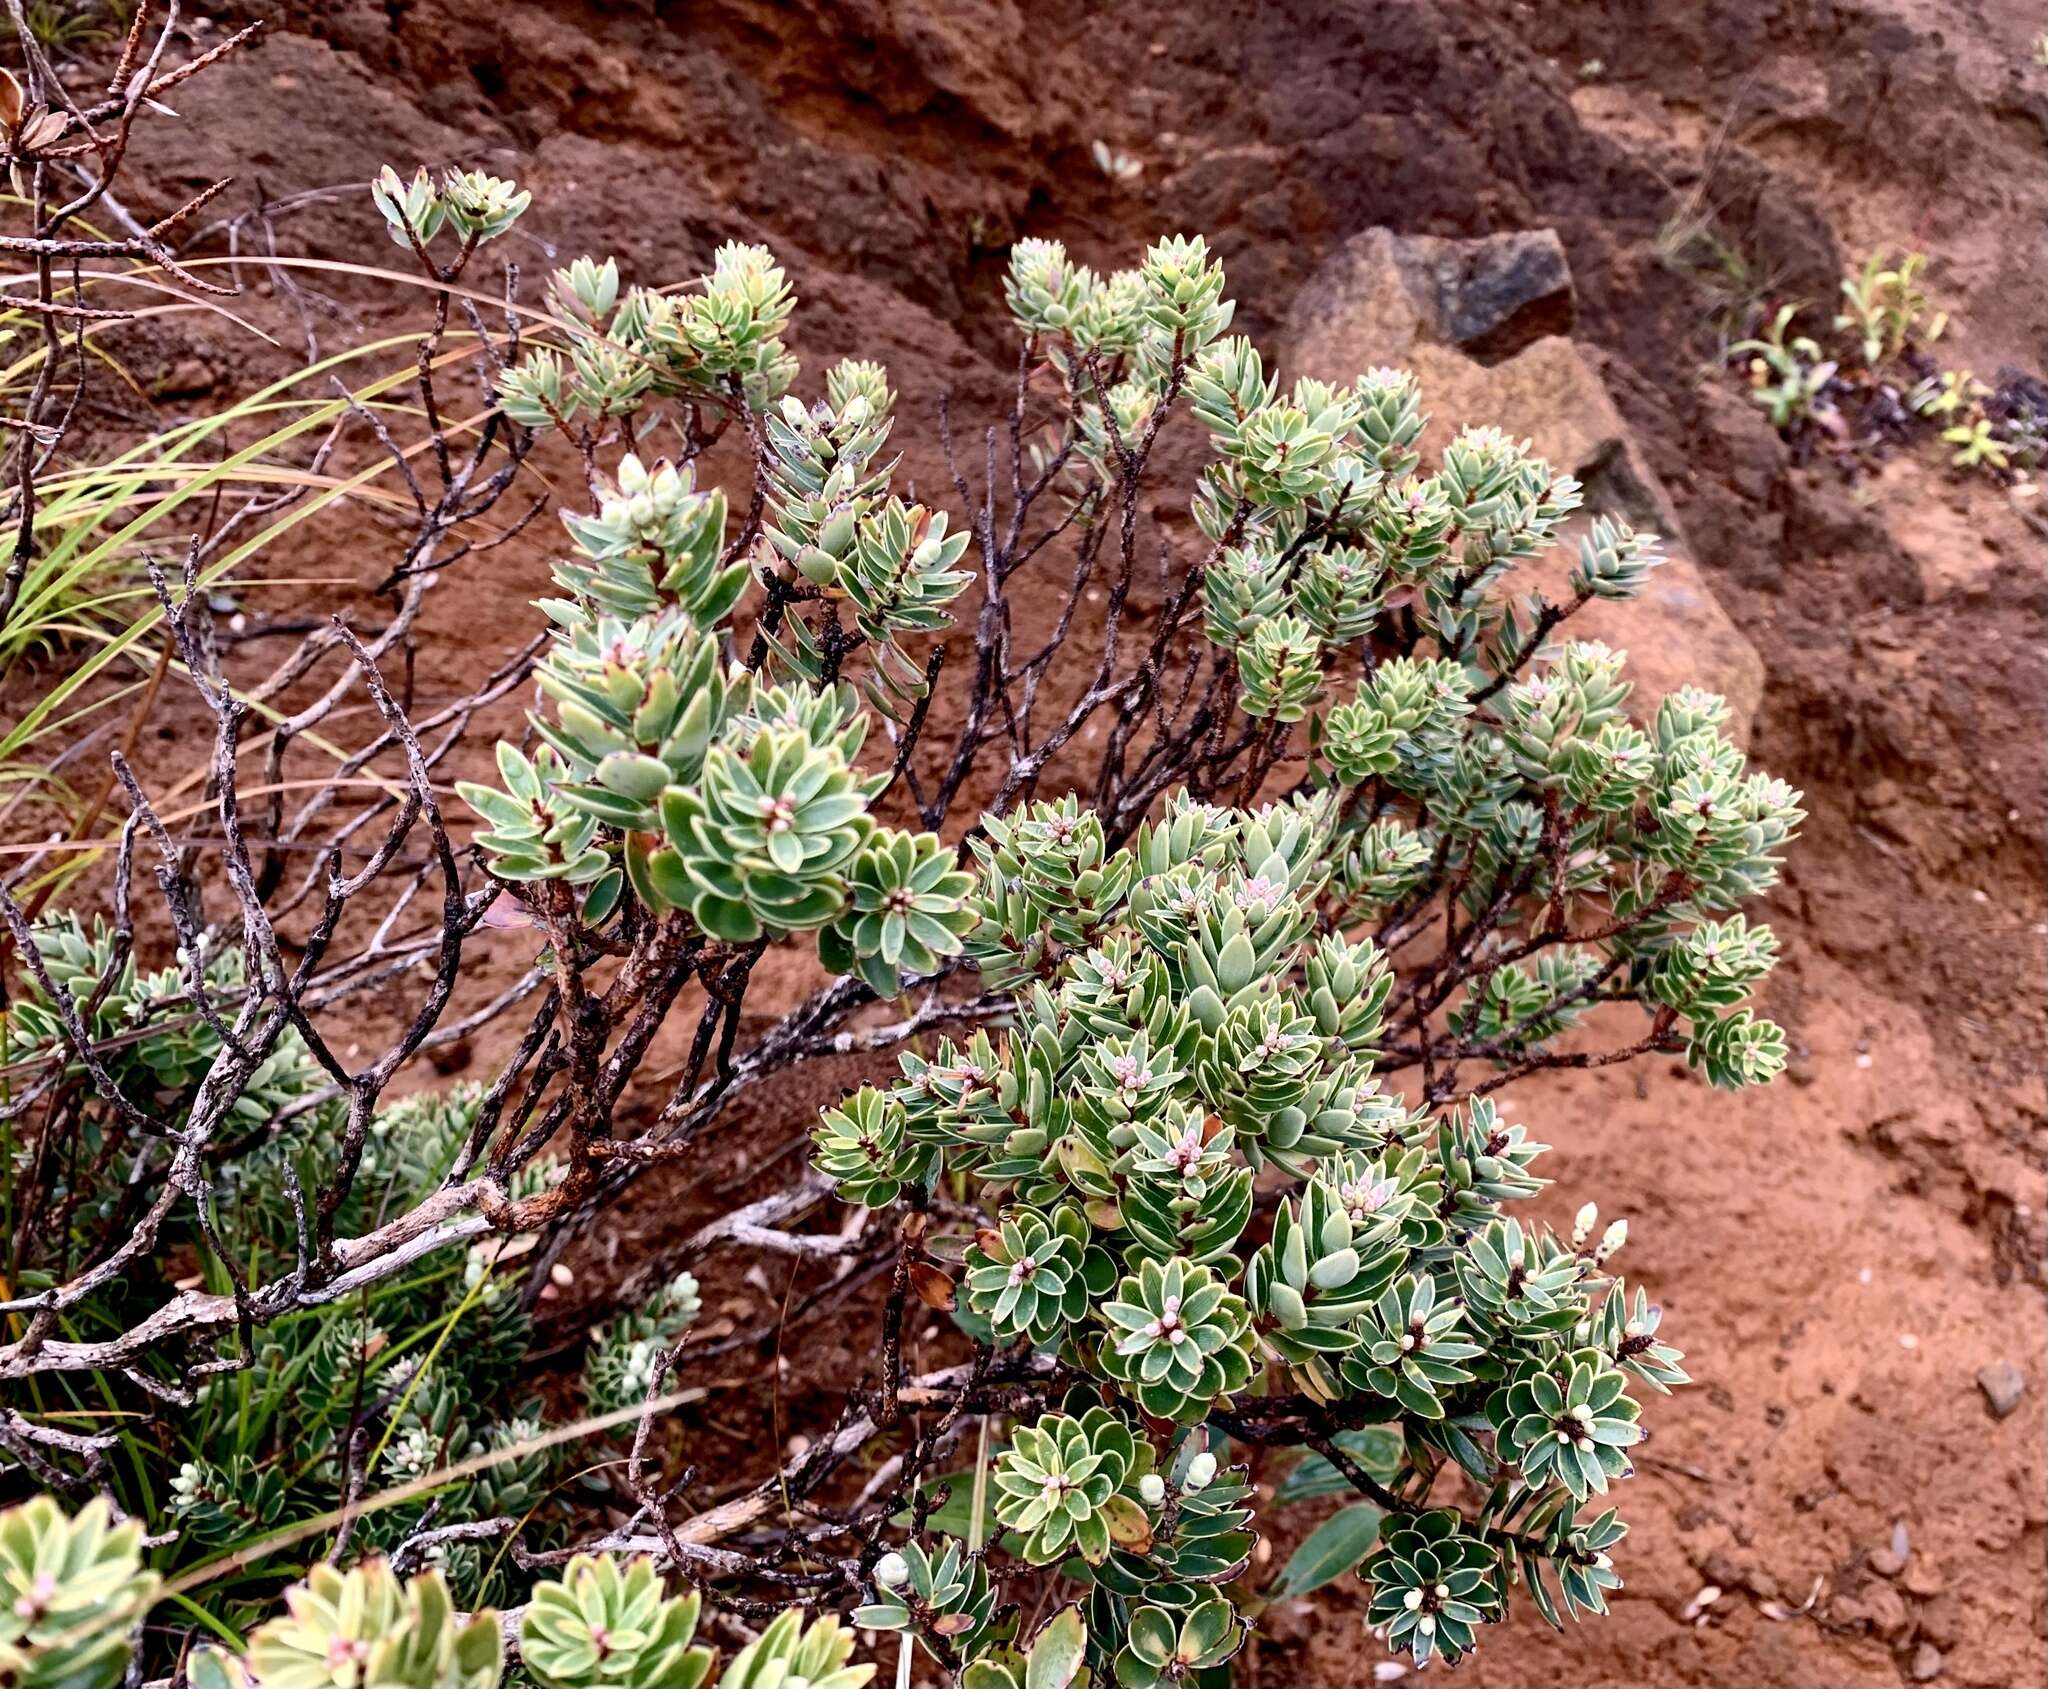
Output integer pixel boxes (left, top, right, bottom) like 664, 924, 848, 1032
11, 1, 2046, 1684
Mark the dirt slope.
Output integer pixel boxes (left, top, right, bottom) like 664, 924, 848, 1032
53, 0, 2048, 1682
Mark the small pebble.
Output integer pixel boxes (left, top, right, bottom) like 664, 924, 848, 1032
1909, 1642, 1944, 1682
1977, 1359, 2026, 1419
1901, 1558, 1944, 1599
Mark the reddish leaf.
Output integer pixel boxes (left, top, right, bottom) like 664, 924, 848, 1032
908, 1260, 957, 1311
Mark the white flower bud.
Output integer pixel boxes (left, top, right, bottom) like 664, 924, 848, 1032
1596, 1219, 1629, 1264
1403, 1588, 1423, 1611
873, 1551, 910, 1589
1138, 1473, 1166, 1506
1572, 1202, 1598, 1248
1185, 1451, 1217, 1491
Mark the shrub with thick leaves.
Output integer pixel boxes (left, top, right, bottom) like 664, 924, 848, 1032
956, 1608, 1088, 1689
1361, 1510, 1501, 1667
1338, 1272, 1485, 1419
660, 727, 878, 939
1243, 1163, 1409, 1398
962, 1205, 1111, 1346
550, 455, 743, 625
8, 1509, 868, 1689
852, 1541, 996, 1657
373, 165, 530, 249
0, 1499, 158, 1689
1113, 1597, 1246, 1688
819, 826, 978, 994
803, 758, 1743, 1670
781, 229, 1798, 1668
240, 197, 1797, 1683
719, 1612, 872, 1689
188, 1561, 502, 1689
1098, 1256, 1257, 1425
582, 1271, 703, 1414
811, 1085, 928, 1207
464, 251, 976, 946
1489, 1349, 1644, 1501
993, 1408, 1152, 1564
520, 1556, 713, 1689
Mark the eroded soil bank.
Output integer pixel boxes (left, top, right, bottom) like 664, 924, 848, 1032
34, 1, 2048, 1683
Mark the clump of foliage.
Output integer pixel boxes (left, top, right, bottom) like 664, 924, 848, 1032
0, 1497, 159, 1689
0, 60, 1799, 1678
0, 920, 556, 1618
791, 235, 1794, 1672
1731, 247, 2045, 477
0, 1505, 875, 1689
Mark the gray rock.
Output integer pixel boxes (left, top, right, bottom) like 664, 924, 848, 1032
1288, 226, 1574, 371
1406, 229, 1576, 360
1977, 1359, 2026, 1419
1909, 1642, 1945, 1682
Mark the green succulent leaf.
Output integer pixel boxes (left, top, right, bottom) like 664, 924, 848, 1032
1269, 1503, 1383, 1598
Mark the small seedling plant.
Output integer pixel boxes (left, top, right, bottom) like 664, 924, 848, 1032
0, 86, 1798, 1685
1731, 246, 2048, 475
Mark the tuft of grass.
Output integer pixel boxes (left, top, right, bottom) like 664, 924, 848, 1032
0, 334, 489, 741
17, 0, 132, 52
1655, 204, 1789, 356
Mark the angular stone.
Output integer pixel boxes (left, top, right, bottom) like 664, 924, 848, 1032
1288, 227, 1575, 370
1285, 234, 1760, 749
1977, 1359, 2026, 1419
1403, 337, 1764, 748
1288, 228, 1433, 371
1406, 229, 1576, 359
